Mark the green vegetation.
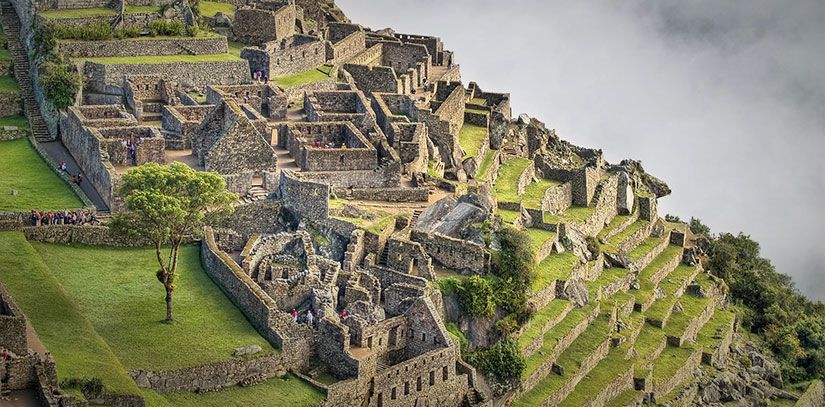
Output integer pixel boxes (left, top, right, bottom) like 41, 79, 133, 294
597, 214, 633, 241
543, 205, 596, 224
493, 158, 531, 203
465, 339, 525, 393
273, 65, 333, 89
458, 123, 488, 159
199, 1, 236, 17
561, 341, 633, 406
0, 48, 10, 62
636, 245, 682, 305
40, 61, 81, 110
645, 265, 699, 323
652, 346, 695, 384
523, 303, 597, 378
77, 53, 242, 64
40, 7, 117, 19
0, 139, 84, 211
0, 115, 30, 129
0, 73, 20, 92
142, 374, 324, 406
124, 5, 161, 14
0, 232, 140, 395
532, 251, 578, 292
446, 322, 469, 351
628, 235, 665, 261
149, 20, 186, 37
498, 208, 520, 224
440, 275, 496, 317
518, 299, 571, 350
603, 219, 649, 252
33, 243, 274, 371
522, 179, 560, 209
696, 309, 735, 349
699, 223, 825, 381
474, 149, 497, 181
227, 40, 249, 57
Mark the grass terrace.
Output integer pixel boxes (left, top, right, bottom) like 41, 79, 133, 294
141, 374, 324, 406
465, 106, 489, 115
525, 227, 556, 254
518, 299, 571, 350
0, 47, 10, 62
493, 157, 531, 203
628, 234, 666, 261
532, 251, 578, 292
561, 343, 633, 406
0, 114, 30, 129
664, 292, 711, 339
633, 324, 666, 361
523, 302, 598, 379
458, 123, 487, 159
200, 1, 236, 17
587, 267, 630, 299
498, 208, 520, 224
0, 232, 140, 396
333, 211, 396, 235
0, 139, 84, 211
40, 7, 117, 19
543, 205, 596, 224
31, 243, 275, 371
645, 265, 700, 324
273, 65, 333, 89
76, 53, 242, 64
0, 73, 20, 92
636, 245, 683, 305
124, 5, 161, 14
696, 309, 735, 349
604, 219, 649, 252
606, 389, 641, 407
652, 345, 696, 384
474, 148, 497, 181
597, 214, 634, 241
228, 40, 251, 57
522, 179, 561, 209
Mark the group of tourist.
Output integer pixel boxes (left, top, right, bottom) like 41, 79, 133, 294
118, 138, 142, 166
29, 209, 99, 227
57, 161, 84, 186
253, 70, 269, 83
292, 309, 317, 326
312, 139, 346, 149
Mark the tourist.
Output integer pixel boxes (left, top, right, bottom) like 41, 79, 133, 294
306, 310, 314, 326
30, 210, 37, 226
292, 309, 298, 323
1, 349, 12, 361
340, 310, 347, 319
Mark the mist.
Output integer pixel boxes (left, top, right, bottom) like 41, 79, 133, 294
337, 0, 825, 300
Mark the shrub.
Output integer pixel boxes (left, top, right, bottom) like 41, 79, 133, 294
40, 61, 80, 111
465, 339, 525, 386
585, 236, 601, 260
493, 227, 535, 291
456, 276, 496, 317
150, 20, 186, 37
52, 22, 113, 41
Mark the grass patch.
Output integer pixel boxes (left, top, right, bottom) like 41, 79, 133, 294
0, 114, 30, 129
543, 205, 596, 224
0, 232, 140, 395
273, 65, 333, 89
525, 228, 556, 254
227, 40, 250, 57
518, 299, 571, 350
40, 7, 116, 19
200, 1, 236, 17
664, 292, 710, 338
142, 374, 324, 406
465, 107, 489, 115
0, 48, 10, 62
628, 235, 665, 261
561, 344, 633, 406
493, 158, 531, 203
77, 53, 242, 64
532, 251, 578, 292
32, 243, 275, 371
522, 179, 561, 209
646, 265, 700, 324
523, 302, 597, 378
604, 219, 649, 252
474, 149, 497, 181
498, 208, 520, 224
636, 245, 683, 305
0, 139, 84, 211
124, 5, 161, 14
458, 123, 488, 159
597, 214, 633, 241
696, 309, 735, 349
0, 74, 20, 93
652, 345, 695, 384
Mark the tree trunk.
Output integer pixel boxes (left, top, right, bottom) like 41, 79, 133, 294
165, 284, 173, 322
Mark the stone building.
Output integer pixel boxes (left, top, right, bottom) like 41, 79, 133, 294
241, 34, 327, 78
233, 2, 298, 46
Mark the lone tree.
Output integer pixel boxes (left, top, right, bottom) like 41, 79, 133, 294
112, 162, 236, 322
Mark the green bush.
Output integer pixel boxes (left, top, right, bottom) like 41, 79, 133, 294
465, 339, 525, 385
40, 61, 80, 111
150, 20, 185, 37
585, 235, 601, 260
493, 227, 535, 291
53, 22, 113, 41
456, 276, 496, 318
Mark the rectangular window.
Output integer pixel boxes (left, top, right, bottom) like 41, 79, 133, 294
429, 371, 435, 386
391, 387, 396, 400
404, 381, 409, 395
443, 366, 448, 381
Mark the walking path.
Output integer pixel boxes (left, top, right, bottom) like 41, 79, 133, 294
40, 141, 108, 210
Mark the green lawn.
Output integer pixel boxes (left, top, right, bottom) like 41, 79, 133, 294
142, 374, 324, 407
0, 114, 30, 129
543, 205, 595, 224
458, 123, 487, 159
532, 251, 578, 292
628, 235, 665, 261
40, 7, 116, 19
474, 148, 497, 180
525, 227, 556, 254
518, 299, 571, 350
522, 179, 561, 209
200, 1, 236, 17
228, 40, 250, 57
523, 302, 598, 378
498, 208, 520, 224
597, 214, 633, 241
77, 53, 242, 64
696, 309, 735, 349
0, 73, 20, 92
0, 139, 84, 211
0, 232, 140, 395
493, 158, 531, 203
0, 48, 10, 62
124, 5, 161, 14
32, 243, 275, 371
273, 65, 333, 89
604, 219, 649, 252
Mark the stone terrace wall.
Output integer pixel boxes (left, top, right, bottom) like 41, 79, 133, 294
59, 112, 118, 208
22, 225, 156, 246
653, 348, 702, 400
129, 353, 293, 393
410, 231, 487, 275
84, 59, 250, 88
0, 283, 28, 355
327, 27, 365, 64
57, 36, 228, 58
275, 170, 329, 220
333, 186, 429, 202
0, 92, 22, 117
343, 63, 400, 94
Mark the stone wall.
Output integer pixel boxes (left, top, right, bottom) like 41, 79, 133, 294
57, 36, 228, 58
0, 91, 22, 117
232, 5, 296, 46
796, 380, 824, 407
21, 225, 159, 246
653, 348, 702, 400
333, 187, 429, 202
0, 283, 27, 355
326, 25, 365, 64
0, 126, 29, 141
129, 353, 291, 393
410, 230, 487, 275
83, 59, 250, 89
542, 182, 573, 213
343, 63, 399, 93
275, 169, 330, 220
257, 34, 326, 77
59, 111, 118, 208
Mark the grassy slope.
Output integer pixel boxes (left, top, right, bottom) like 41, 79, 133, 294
474, 149, 497, 180
522, 179, 560, 209
273, 65, 333, 89
493, 158, 531, 203
0, 139, 84, 211
458, 123, 487, 159
0, 115, 30, 129
0, 232, 140, 395
0, 73, 20, 92
142, 375, 324, 407
32, 243, 275, 371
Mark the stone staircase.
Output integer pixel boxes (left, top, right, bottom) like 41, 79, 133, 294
240, 186, 268, 204
378, 243, 390, 266
0, 2, 52, 142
